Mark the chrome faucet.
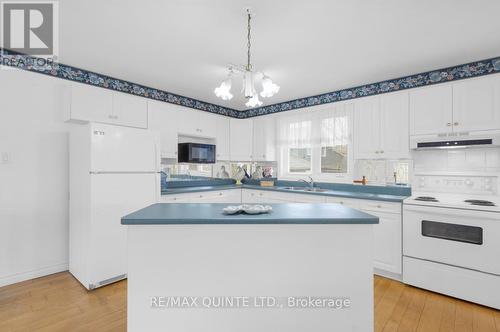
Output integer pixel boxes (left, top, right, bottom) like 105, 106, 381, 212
300, 176, 315, 189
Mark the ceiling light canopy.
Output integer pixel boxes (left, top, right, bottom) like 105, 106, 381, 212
214, 8, 280, 109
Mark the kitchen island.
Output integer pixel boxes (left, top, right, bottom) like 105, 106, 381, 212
122, 203, 379, 332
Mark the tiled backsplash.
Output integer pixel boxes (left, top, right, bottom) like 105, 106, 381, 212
412, 148, 500, 173
354, 160, 411, 185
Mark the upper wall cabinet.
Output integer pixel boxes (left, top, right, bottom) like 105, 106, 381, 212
409, 74, 500, 136
64, 83, 148, 129
230, 119, 253, 161
177, 109, 217, 138
452, 75, 500, 132
215, 116, 230, 161
409, 84, 453, 136
252, 116, 276, 162
148, 101, 179, 158
354, 92, 409, 159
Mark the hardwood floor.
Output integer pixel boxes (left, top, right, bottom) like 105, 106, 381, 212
0, 272, 498, 331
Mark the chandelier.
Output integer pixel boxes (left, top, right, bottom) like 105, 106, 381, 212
214, 9, 280, 108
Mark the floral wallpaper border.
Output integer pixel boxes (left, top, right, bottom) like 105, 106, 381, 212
0, 48, 244, 118
2, 47, 500, 119
246, 56, 500, 118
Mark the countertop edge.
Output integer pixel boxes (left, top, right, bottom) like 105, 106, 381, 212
161, 184, 408, 202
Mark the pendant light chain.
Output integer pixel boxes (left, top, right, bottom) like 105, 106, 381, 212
246, 9, 252, 71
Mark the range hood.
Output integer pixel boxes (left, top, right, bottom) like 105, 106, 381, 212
410, 131, 500, 150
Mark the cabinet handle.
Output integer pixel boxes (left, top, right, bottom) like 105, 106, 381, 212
446, 123, 452, 126
108, 115, 114, 119
173, 197, 177, 201
375, 151, 379, 154
380, 150, 384, 154
199, 195, 203, 198
219, 192, 223, 196
454, 122, 459, 126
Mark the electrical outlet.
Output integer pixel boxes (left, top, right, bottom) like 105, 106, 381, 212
1, 152, 9, 164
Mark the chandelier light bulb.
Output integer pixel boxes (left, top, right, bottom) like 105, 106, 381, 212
245, 94, 263, 108
260, 75, 280, 98
214, 77, 233, 100
243, 70, 254, 98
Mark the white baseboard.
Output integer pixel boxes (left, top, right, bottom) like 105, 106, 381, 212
374, 268, 402, 281
0, 263, 69, 288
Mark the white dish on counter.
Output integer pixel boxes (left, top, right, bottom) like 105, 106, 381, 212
223, 204, 273, 215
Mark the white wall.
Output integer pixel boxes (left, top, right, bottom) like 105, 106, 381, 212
0, 69, 70, 286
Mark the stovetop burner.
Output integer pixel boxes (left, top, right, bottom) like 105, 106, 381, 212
464, 199, 496, 207
415, 196, 439, 202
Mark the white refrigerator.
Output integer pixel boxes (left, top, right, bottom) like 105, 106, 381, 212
69, 122, 160, 290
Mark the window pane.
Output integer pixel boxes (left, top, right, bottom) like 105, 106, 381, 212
289, 148, 311, 173
321, 116, 349, 173
321, 146, 347, 173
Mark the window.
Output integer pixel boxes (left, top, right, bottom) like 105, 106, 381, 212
320, 116, 349, 173
278, 104, 352, 180
288, 121, 312, 173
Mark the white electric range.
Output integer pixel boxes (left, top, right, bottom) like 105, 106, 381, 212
403, 174, 500, 309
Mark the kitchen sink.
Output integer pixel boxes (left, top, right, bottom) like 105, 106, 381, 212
281, 187, 329, 193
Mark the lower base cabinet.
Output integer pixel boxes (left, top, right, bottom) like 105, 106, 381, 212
160, 187, 402, 278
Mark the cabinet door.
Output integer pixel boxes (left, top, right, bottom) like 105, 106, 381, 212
242, 190, 263, 203
252, 117, 276, 161
215, 116, 230, 161
293, 193, 326, 203
112, 92, 148, 128
453, 75, 500, 132
379, 92, 409, 159
160, 194, 191, 203
230, 119, 253, 161
325, 196, 360, 209
198, 112, 217, 138
177, 108, 200, 136
409, 84, 453, 135
70, 83, 113, 123
148, 101, 179, 159
360, 205, 402, 275
354, 96, 380, 159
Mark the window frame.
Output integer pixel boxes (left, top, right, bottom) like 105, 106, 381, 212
278, 102, 354, 182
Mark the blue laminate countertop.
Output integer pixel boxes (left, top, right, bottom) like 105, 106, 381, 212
161, 184, 409, 202
121, 203, 379, 225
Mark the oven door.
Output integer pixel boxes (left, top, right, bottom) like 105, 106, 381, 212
403, 204, 500, 275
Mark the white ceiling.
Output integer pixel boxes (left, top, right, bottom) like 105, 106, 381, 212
59, 0, 500, 111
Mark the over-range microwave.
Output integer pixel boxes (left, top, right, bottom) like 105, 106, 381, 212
178, 143, 216, 164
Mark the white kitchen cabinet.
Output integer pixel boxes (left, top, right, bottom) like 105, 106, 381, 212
409, 84, 453, 135
359, 201, 402, 276
190, 189, 241, 203
452, 75, 500, 132
177, 108, 217, 138
293, 193, 326, 203
325, 196, 361, 208
159, 193, 192, 203
148, 101, 179, 158
215, 116, 231, 161
354, 92, 409, 159
66, 83, 112, 124
354, 96, 380, 159
252, 116, 276, 161
112, 92, 148, 128
379, 92, 409, 159
64, 83, 148, 128
230, 119, 253, 161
